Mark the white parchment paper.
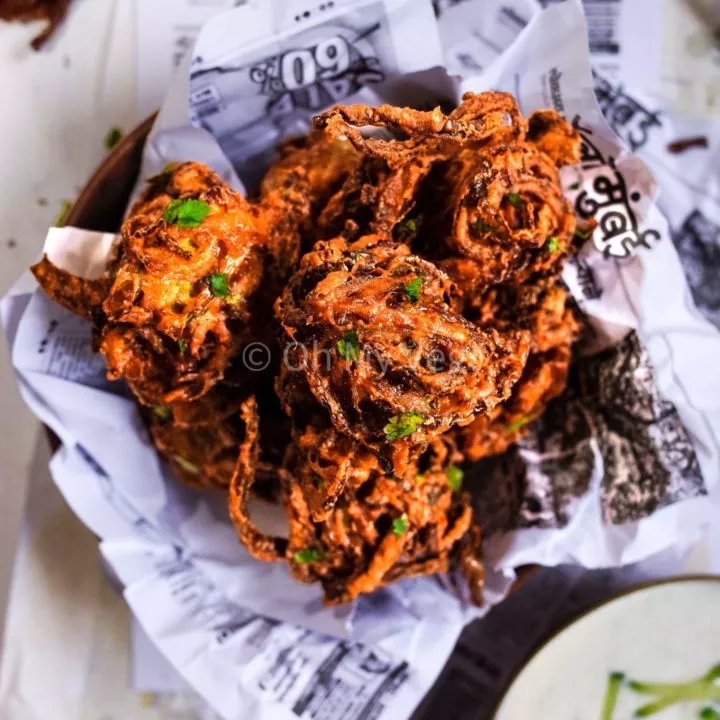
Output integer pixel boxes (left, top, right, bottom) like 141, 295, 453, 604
3, 1, 720, 718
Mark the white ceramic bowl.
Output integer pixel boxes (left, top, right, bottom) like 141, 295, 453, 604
495, 576, 720, 720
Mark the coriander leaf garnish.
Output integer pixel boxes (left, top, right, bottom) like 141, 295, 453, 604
105, 126, 123, 150
294, 548, 324, 564
153, 406, 171, 421
163, 198, 212, 228
396, 217, 417, 239
546, 236, 559, 253
569, 181, 580, 191
177, 338, 188, 355
337, 330, 360, 361
172, 455, 199, 475
446, 464, 463, 492
507, 416, 531, 433
404, 276, 423, 303
209, 273, 231, 298
384, 412, 425, 441
54, 199, 73, 227
475, 218, 496, 234
601, 672, 625, 720
507, 192, 521, 206
392, 513, 408, 537
415, 473, 425, 484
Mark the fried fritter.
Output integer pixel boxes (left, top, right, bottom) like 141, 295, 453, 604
455, 281, 579, 460
283, 435, 475, 605
527, 109, 582, 167
434, 141, 577, 289
315, 94, 580, 290
109, 163, 269, 406
32, 92, 590, 608
228, 395, 289, 562
147, 378, 252, 489
276, 234, 530, 474
312, 92, 527, 238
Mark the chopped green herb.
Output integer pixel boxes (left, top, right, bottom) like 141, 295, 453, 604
475, 218, 496, 234
569, 181, 580, 191
404, 276, 423, 303
700, 708, 720, 720
575, 227, 593, 241
294, 548, 324, 564
172, 455, 199, 475
383, 412, 425, 441
178, 338, 188, 355
104, 126, 123, 150
153, 406, 171, 421
507, 416, 531, 433
546, 236, 559, 253
415, 473, 426, 484
446, 464, 463, 492
397, 218, 417, 239
392, 513, 408, 536
507, 193, 522, 206
54, 199, 73, 227
337, 330, 360, 361
601, 672, 625, 720
163, 198, 212, 228
209, 273, 231, 298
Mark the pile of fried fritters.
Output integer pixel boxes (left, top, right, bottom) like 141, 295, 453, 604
33, 92, 591, 606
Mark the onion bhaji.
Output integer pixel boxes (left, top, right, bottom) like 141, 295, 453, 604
32, 91, 589, 606
275, 234, 529, 472
34, 162, 268, 407
283, 437, 475, 605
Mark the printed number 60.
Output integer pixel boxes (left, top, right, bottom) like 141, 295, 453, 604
281, 36, 351, 90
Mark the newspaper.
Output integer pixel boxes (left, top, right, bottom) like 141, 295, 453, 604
588, 69, 720, 337
541, 0, 720, 120
3, 1, 720, 718
131, 546, 707, 715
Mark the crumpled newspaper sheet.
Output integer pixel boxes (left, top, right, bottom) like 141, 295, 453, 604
2, 0, 720, 718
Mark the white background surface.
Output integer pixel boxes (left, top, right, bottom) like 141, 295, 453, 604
0, 0, 121, 635
0, 2, 179, 716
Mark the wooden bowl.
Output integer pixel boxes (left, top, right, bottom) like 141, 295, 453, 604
44, 115, 154, 455
65, 115, 155, 231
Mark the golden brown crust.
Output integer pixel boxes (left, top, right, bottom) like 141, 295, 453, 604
228, 396, 288, 562
282, 437, 475, 605
31, 255, 108, 320
276, 235, 530, 469
101, 163, 267, 406
31, 93, 590, 607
